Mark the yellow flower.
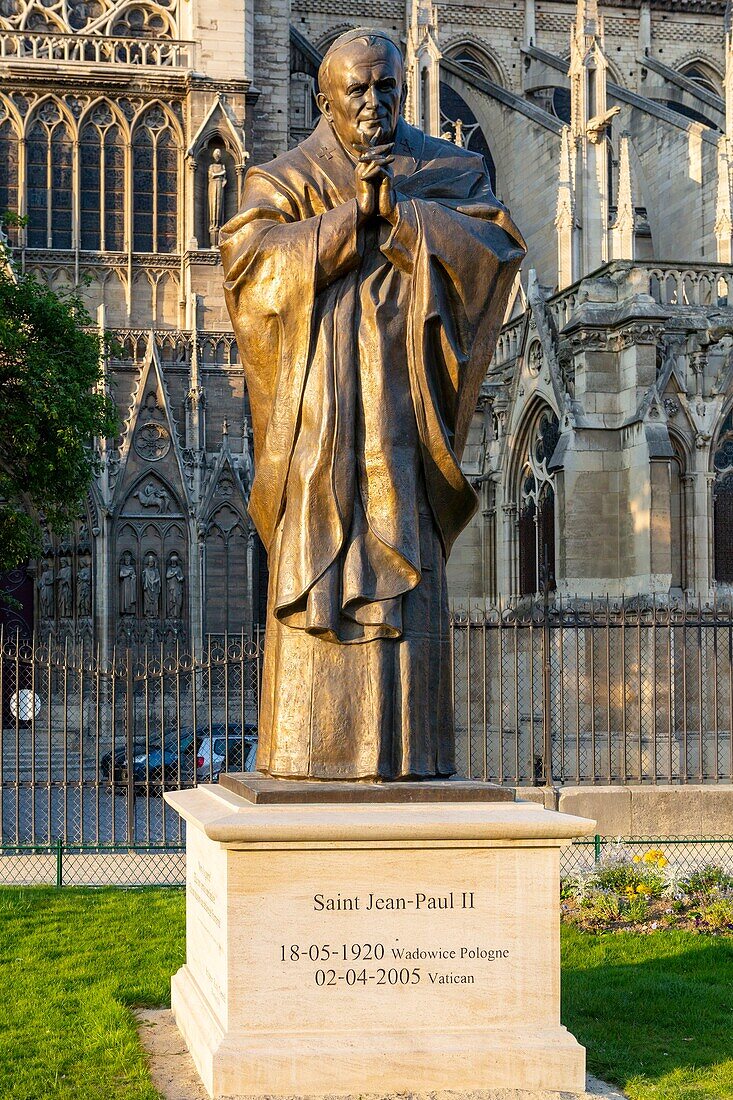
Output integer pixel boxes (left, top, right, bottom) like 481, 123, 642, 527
633, 855, 641, 864
657, 856, 668, 868
644, 849, 665, 864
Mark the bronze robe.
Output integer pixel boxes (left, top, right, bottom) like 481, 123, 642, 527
221, 117, 525, 780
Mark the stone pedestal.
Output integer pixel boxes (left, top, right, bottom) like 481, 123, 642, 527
164, 780, 594, 1100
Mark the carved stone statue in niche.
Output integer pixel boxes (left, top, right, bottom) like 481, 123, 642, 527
142, 553, 161, 618
119, 551, 137, 616
77, 557, 92, 618
57, 557, 73, 619
208, 148, 227, 247
38, 558, 55, 620
166, 552, 185, 619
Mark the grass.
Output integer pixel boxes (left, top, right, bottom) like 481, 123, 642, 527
563, 926, 733, 1100
0, 887, 185, 1100
1, 889, 733, 1099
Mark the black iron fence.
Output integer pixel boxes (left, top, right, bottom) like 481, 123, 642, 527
1, 596, 732, 846
452, 596, 733, 786
0, 631, 261, 846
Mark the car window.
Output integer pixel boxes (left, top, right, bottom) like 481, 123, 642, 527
213, 739, 226, 755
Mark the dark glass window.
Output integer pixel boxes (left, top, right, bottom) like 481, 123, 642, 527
132, 126, 154, 252
80, 121, 125, 251
26, 118, 73, 249
132, 116, 178, 254
0, 119, 19, 245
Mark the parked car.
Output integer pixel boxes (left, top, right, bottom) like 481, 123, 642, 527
101, 740, 150, 783
196, 724, 258, 782
101, 729, 199, 790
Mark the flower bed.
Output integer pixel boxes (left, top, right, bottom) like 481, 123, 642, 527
562, 842, 733, 934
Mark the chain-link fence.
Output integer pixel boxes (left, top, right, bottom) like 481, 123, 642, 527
560, 835, 733, 878
2, 836, 732, 887
0, 842, 185, 885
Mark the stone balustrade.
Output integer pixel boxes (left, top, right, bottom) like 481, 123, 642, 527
494, 261, 733, 369
0, 30, 195, 68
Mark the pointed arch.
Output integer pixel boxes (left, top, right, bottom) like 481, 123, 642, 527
121, 471, 184, 517
507, 401, 561, 597
0, 108, 20, 244
26, 98, 74, 249
442, 37, 508, 88
667, 430, 689, 590
204, 503, 250, 635
131, 104, 181, 254
79, 100, 126, 252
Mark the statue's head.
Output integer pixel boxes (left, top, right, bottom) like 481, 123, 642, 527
212, 148, 222, 163
316, 28, 405, 151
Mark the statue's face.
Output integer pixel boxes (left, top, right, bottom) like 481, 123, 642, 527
318, 41, 404, 149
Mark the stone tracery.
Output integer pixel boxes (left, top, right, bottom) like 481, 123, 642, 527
0, 92, 181, 255
0, 0, 178, 36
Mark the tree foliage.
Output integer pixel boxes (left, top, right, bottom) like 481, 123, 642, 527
0, 245, 118, 577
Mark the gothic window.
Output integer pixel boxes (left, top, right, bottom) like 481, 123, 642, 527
517, 409, 559, 597
0, 118, 19, 245
80, 107, 125, 251
438, 82, 496, 190
714, 410, 733, 585
680, 63, 722, 98
110, 4, 171, 36
26, 105, 73, 249
132, 108, 178, 254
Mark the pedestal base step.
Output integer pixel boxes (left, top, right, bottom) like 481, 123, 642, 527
137, 1009, 626, 1100
170, 966, 589, 1100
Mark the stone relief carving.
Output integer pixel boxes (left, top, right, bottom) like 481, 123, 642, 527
141, 552, 161, 618
76, 557, 92, 617
119, 551, 137, 615
133, 481, 172, 513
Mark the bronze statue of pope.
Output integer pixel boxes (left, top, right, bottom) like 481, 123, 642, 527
221, 28, 525, 781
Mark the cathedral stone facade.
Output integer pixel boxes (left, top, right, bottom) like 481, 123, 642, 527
1, 0, 733, 649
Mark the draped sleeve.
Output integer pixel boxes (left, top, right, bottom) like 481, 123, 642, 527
381, 161, 526, 553
220, 167, 361, 549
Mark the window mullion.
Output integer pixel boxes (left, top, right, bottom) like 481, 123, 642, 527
100, 133, 106, 252
46, 125, 52, 248
152, 133, 158, 254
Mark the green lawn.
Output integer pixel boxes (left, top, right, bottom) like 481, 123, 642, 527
563, 926, 733, 1100
2, 888, 733, 1100
0, 888, 185, 1100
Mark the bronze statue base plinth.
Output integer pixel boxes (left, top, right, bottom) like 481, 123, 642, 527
164, 783, 594, 1099
219, 772, 515, 805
